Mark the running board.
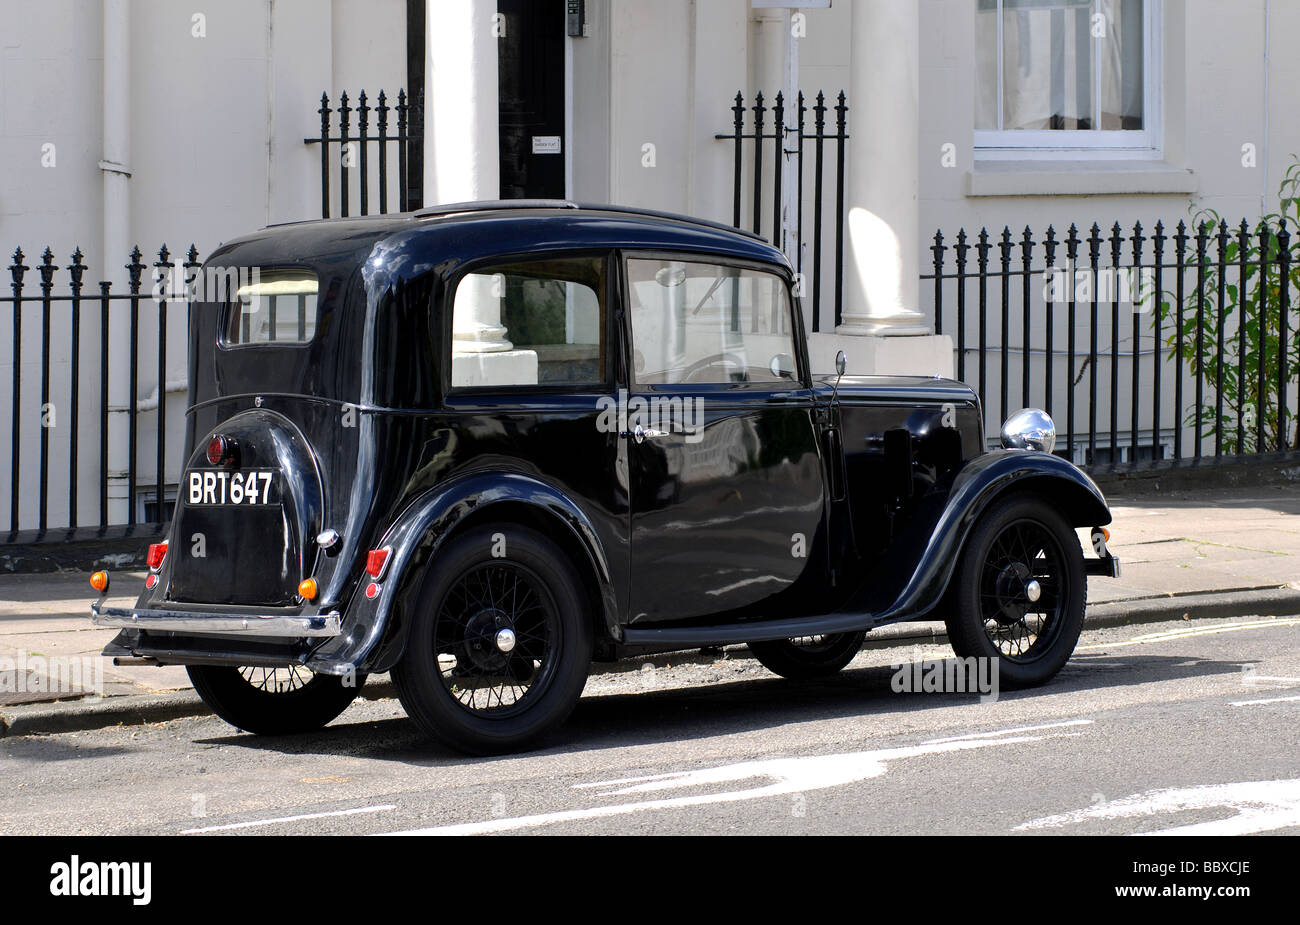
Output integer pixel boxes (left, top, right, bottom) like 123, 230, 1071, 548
621, 555, 1121, 648
620, 610, 880, 648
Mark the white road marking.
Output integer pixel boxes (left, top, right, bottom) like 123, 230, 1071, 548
181, 803, 396, 834
1231, 694, 1300, 707
921, 718, 1093, 745
1077, 617, 1300, 651
378, 729, 1084, 836
1015, 780, 1300, 836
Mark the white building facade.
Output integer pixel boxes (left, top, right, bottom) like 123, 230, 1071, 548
0, 0, 1296, 531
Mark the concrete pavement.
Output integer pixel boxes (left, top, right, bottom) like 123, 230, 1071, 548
4, 612, 1299, 836
1, 484, 1297, 734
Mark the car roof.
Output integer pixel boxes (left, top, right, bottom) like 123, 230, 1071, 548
209, 201, 789, 274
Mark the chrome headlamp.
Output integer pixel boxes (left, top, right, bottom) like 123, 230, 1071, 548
1000, 408, 1056, 454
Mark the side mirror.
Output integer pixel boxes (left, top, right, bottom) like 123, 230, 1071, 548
832, 350, 847, 403
769, 353, 795, 379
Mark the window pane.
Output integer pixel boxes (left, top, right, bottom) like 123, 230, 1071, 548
975, 0, 1143, 134
974, 1, 1000, 130
1003, 0, 1093, 131
451, 256, 605, 387
226, 270, 318, 345
626, 259, 797, 386
1099, 0, 1144, 129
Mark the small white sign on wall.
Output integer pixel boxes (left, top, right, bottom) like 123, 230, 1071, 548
532, 136, 562, 155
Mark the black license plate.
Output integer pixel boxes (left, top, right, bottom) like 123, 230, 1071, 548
185, 469, 279, 506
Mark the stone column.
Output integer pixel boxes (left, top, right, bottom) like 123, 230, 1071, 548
425, 0, 500, 205
425, 0, 535, 385
750, 6, 799, 265
838, 0, 930, 336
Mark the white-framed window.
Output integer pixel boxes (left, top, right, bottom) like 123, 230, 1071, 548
975, 0, 1159, 158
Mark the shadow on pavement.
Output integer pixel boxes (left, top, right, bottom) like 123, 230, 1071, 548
188, 651, 1241, 765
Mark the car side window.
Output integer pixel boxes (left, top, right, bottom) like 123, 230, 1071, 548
450, 256, 606, 388
625, 258, 797, 385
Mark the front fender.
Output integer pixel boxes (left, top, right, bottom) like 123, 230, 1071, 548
860, 449, 1111, 624
306, 471, 617, 675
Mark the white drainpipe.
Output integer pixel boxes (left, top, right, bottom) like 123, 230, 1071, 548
101, 0, 132, 523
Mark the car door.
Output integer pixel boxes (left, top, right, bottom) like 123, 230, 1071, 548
621, 254, 826, 624
440, 251, 630, 618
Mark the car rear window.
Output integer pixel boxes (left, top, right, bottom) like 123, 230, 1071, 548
224, 269, 319, 345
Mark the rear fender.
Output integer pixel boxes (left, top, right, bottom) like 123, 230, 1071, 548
306, 471, 616, 675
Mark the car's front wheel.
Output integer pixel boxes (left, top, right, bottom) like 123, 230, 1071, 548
187, 664, 363, 734
749, 632, 867, 679
944, 493, 1086, 688
392, 525, 592, 755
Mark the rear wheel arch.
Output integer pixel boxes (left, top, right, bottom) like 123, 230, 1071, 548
442, 501, 614, 647
391, 520, 595, 753
375, 497, 616, 672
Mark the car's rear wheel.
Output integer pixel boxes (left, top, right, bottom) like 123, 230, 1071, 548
749, 631, 867, 679
392, 525, 592, 755
944, 494, 1086, 688
187, 664, 363, 734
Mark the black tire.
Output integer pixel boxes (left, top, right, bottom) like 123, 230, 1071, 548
749, 632, 867, 679
944, 493, 1086, 689
187, 664, 363, 735
391, 525, 593, 755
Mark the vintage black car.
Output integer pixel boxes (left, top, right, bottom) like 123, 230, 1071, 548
90, 201, 1119, 754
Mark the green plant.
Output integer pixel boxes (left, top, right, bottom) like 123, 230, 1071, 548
1156, 159, 1300, 453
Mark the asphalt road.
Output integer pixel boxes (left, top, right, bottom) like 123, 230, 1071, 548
2, 614, 1299, 836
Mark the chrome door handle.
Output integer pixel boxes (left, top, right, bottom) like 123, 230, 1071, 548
621, 424, 669, 444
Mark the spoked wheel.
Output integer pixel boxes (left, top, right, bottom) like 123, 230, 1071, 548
945, 494, 1086, 688
187, 664, 364, 735
393, 525, 592, 754
239, 665, 313, 693
434, 561, 562, 717
749, 631, 866, 679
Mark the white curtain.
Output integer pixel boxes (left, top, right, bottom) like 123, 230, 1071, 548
975, 0, 1142, 133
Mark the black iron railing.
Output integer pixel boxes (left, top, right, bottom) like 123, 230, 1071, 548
925, 219, 1300, 468
718, 90, 848, 334
4, 244, 195, 536
305, 88, 424, 218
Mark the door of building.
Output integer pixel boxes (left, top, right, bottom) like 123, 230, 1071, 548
498, 0, 566, 200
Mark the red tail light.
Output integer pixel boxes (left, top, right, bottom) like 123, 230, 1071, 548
365, 547, 391, 579
206, 434, 237, 467
146, 541, 168, 571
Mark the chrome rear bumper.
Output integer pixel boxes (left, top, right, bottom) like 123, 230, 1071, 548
91, 602, 342, 637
